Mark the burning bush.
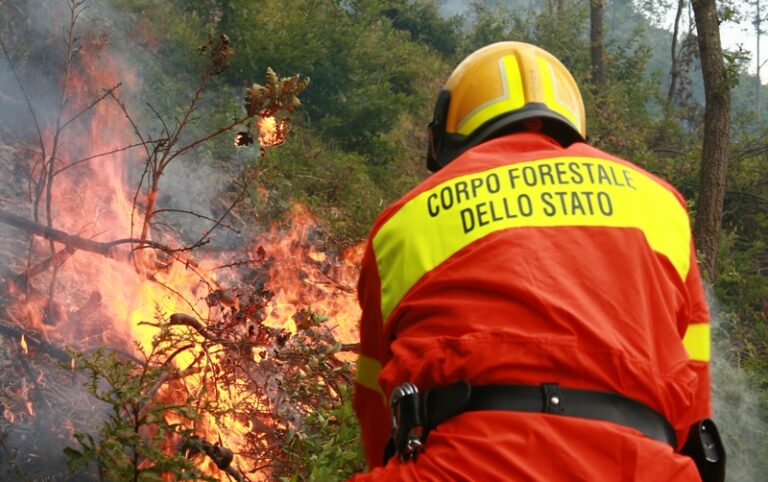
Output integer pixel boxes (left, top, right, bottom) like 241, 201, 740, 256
64, 288, 363, 481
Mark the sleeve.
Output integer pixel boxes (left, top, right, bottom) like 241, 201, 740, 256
679, 240, 713, 445
353, 240, 392, 468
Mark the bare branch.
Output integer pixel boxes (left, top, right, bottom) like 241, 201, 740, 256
167, 313, 221, 343
151, 208, 241, 234
189, 168, 259, 249
59, 83, 122, 131
55, 140, 154, 176
9, 245, 76, 289
0, 34, 47, 166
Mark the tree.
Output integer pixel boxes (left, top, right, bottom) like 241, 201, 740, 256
754, 0, 766, 121
667, 0, 687, 112
590, 0, 607, 93
547, 0, 567, 16
691, 0, 732, 280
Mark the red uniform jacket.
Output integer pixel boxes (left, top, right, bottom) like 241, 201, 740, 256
350, 133, 711, 481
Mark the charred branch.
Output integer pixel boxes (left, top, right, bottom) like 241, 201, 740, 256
0, 320, 73, 364
167, 313, 221, 343
339, 343, 359, 353
0, 209, 112, 256
181, 436, 243, 482
0, 208, 187, 257
7, 246, 76, 291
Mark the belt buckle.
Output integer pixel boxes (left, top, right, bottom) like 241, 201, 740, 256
390, 382, 424, 461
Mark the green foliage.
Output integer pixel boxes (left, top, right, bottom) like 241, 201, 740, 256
256, 127, 387, 244
381, 0, 464, 58
203, 0, 446, 162
279, 385, 365, 482
64, 346, 215, 481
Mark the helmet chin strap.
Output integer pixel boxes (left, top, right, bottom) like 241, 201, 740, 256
426, 90, 451, 172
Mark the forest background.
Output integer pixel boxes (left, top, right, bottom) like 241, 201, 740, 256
0, 0, 766, 481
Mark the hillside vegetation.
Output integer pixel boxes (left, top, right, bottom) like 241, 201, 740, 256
1, 0, 765, 479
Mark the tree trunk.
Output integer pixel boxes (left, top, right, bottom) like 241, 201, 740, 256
691, 0, 732, 280
547, 0, 566, 16
590, 0, 607, 91
557, 0, 566, 16
756, 0, 762, 122
667, 0, 686, 111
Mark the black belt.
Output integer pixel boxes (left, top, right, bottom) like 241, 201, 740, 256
387, 381, 677, 463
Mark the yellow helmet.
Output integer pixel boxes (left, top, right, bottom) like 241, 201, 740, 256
427, 41, 586, 171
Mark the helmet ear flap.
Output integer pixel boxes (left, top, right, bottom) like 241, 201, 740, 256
427, 90, 450, 172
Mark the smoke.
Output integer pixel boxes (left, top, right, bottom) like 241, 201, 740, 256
708, 289, 768, 482
0, 0, 255, 247
0, 0, 64, 119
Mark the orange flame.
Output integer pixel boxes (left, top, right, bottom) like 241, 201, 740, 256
257, 115, 288, 147
19, 334, 28, 355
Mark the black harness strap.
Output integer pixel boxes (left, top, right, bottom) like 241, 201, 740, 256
387, 381, 677, 464
459, 383, 677, 447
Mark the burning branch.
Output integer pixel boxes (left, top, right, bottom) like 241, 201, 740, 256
0, 208, 204, 258
0, 320, 72, 364
7, 246, 76, 291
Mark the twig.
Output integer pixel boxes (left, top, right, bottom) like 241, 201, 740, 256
167, 313, 221, 343
189, 168, 259, 249
0, 34, 47, 168
184, 437, 244, 482
212, 257, 265, 271
55, 140, 154, 175
151, 208, 240, 234
339, 343, 359, 353
59, 82, 122, 131
0, 436, 30, 481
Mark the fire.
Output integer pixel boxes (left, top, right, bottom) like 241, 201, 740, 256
19, 334, 28, 355
256, 204, 362, 344
3, 9, 361, 480
257, 115, 289, 147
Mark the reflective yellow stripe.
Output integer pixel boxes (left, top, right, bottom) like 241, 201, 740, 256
538, 56, 581, 133
683, 323, 711, 361
356, 354, 384, 395
457, 55, 525, 136
373, 156, 691, 323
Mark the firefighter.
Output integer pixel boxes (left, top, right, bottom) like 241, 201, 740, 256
349, 42, 723, 481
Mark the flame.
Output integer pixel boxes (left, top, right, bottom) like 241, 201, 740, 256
7, 22, 362, 481
19, 334, 28, 355
257, 115, 288, 147
3, 402, 15, 423
253, 204, 362, 344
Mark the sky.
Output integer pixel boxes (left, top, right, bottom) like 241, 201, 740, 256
661, 2, 764, 79
441, 1, 766, 81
